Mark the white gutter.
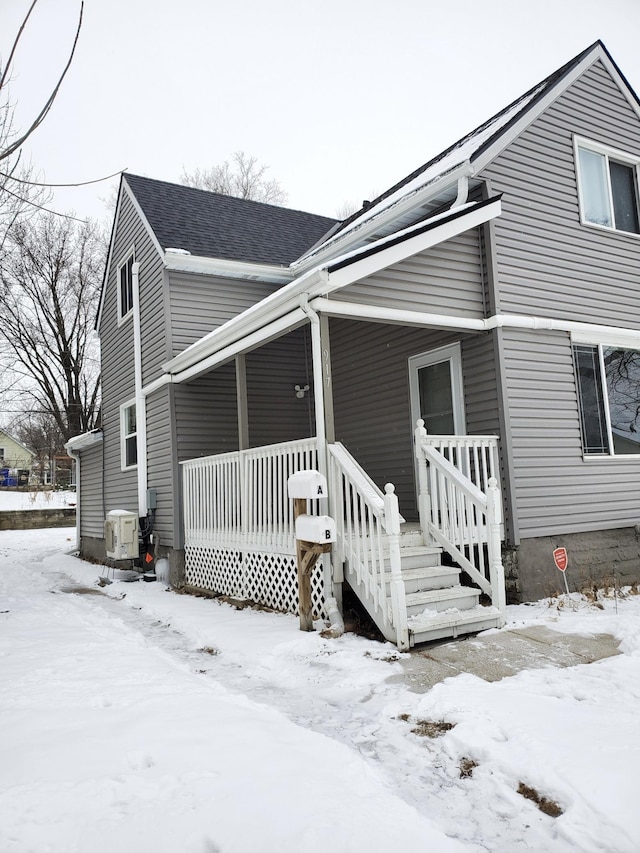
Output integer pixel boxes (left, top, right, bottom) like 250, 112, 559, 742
163, 251, 293, 284
310, 297, 640, 346
293, 163, 474, 273
132, 262, 148, 516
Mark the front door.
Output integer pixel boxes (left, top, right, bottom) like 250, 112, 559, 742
408, 342, 465, 436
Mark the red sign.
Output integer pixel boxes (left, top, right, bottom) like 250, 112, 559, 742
553, 547, 568, 572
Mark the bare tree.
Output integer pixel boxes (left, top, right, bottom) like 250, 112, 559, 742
0, 1, 84, 252
181, 151, 288, 205
0, 212, 103, 441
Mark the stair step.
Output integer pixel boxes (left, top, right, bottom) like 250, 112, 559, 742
405, 585, 480, 618
385, 565, 460, 594
408, 605, 503, 646
382, 545, 442, 570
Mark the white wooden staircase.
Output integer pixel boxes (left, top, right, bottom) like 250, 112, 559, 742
328, 424, 506, 650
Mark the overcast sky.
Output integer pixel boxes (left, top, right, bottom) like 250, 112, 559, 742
3, 0, 640, 226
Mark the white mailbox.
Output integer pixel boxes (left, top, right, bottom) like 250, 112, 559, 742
105, 509, 139, 560
287, 470, 328, 499
295, 513, 336, 544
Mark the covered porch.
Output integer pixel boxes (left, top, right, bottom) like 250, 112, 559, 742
167, 196, 508, 647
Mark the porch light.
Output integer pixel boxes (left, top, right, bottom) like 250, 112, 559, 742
294, 384, 309, 398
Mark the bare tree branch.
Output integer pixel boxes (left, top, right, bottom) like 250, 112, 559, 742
181, 151, 288, 205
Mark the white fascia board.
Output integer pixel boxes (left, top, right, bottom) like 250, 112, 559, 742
292, 164, 472, 273
171, 308, 308, 384
471, 45, 615, 173
322, 198, 501, 293
95, 180, 165, 332
164, 251, 292, 284
65, 430, 103, 451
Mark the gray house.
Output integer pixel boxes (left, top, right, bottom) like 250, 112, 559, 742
68, 41, 640, 649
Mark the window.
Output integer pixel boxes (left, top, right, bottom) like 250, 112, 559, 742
120, 401, 138, 468
118, 253, 134, 320
576, 139, 640, 234
573, 344, 640, 455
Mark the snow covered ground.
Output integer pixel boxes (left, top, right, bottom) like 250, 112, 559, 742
0, 489, 76, 511
1, 527, 639, 853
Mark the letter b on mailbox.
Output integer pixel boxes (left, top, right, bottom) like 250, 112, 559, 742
295, 514, 337, 544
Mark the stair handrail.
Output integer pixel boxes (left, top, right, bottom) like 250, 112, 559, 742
415, 420, 506, 619
328, 442, 409, 650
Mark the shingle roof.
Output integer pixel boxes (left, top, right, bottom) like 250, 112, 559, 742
123, 174, 337, 266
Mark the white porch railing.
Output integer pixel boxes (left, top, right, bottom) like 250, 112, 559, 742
182, 437, 318, 553
327, 442, 409, 650
414, 420, 506, 615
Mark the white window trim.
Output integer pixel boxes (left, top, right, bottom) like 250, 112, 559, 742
408, 342, 466, 436
117, 247, 136, 325
120, 399, 138, 471
572, 336, 640, 460
574, 135, 640, 237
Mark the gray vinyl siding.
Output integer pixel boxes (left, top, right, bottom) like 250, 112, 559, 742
146, 386, 175, 546
99, 191, 164, 517
333, 229, 485, 319
330, 318, 499, 520
78, 442, 104, 538
481, 60, 640, 326
168, 270, 280, 355
502, 327, 640, 537
247, 329, 315, 447
175, 363, 239, 462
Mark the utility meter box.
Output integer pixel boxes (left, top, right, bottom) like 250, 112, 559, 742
295, 513, 336, 544
287, 470, 328, 500
105, 509, 139, 560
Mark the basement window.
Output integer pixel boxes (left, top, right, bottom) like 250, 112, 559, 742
120, 401, 138, 469
573, 344, 640, 455
575, 139, 640, 234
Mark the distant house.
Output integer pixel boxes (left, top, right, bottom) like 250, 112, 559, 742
0, 429, 35, 486
68, 41, 640, 649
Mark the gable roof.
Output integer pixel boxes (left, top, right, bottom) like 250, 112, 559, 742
123, 174, 337, 266
0, 429, 35, 457
296, 40, 640, 269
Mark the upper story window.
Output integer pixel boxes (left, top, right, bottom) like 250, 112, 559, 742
118, 252, 135, 322
120, 401, 138, 469
575, 138, 640, 235
573, 343, 640, 456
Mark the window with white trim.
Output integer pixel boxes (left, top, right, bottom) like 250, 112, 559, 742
120, 401, 138, 469
575, 139, 640, 234
573, 344, 640, 455
118, 253, 134, 321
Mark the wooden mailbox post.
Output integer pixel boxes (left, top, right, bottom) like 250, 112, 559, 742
288, 471, 336, 632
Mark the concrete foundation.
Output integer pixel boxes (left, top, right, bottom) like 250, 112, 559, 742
506, 526, 640, 602
79, 536, 186, 589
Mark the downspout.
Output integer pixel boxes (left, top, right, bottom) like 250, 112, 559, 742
132, 261, 148, 517
67, 445, 81, 550
451, 175, 469, 208
299, 295, 327, 479
300, 294, 343, 630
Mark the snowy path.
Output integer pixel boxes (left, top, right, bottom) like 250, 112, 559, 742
2, 528, 640, 852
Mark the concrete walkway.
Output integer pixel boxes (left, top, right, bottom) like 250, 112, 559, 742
396, 625, 621, 692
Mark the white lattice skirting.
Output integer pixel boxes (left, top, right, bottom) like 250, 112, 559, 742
185, 545, 326, 618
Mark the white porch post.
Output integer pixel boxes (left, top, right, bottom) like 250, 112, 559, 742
235, 354, 249, 451
487, 476, 507, 623
414, 419, 432, 545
